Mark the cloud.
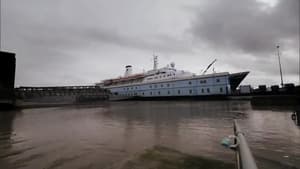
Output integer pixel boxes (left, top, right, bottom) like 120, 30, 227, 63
2, 0, 196, 86
187, 0, 299, 86
2, 0, 299, 87
190, 0, 299, 55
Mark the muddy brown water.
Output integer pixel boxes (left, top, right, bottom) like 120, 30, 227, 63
0, 100, 299, 169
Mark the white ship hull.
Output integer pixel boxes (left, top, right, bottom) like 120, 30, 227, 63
98, 56, 249, 99
104, 72, 248, 99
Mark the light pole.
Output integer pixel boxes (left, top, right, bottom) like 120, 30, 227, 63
276, 45, 284, 87
0, 0, 2, 50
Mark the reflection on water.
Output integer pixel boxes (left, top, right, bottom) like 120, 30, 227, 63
0, 101, 299, 169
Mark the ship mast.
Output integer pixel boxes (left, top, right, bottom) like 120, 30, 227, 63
153, 54, 158, 70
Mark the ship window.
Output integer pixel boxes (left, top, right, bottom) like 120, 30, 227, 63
220, 88, 223, 92
201, 89, 204, 93
188, 81, 192, 85
142, 92, 144, 95
154, 84, 157, 88
168, 91, 170, 94
158, 91, 160, 95
207, 88, 210, 93
161, 84, 163, 87
189, 90, 192, 94
178, 90, 180, 94
150, 85, 152, 88
200, 80, 207, 84
135, 87, 137, 89
131, 87, 133, 90
216, 79, 220, 82
150, 91, 152, 95
127, 88, 129, 90
123, 88, 126, 90
167, 84, 170, 87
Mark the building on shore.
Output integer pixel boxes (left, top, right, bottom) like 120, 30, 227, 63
0, 51, 16, 108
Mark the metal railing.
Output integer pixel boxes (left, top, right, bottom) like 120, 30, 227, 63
234, 120, 258, 169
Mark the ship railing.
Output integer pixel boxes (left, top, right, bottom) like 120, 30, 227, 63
221, 120, 258, 169
233, 120, 258, 169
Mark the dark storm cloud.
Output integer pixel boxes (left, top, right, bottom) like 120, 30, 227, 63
3, 0, 191, 55
2, 0, 194, 85
190, 0, 299, 55
2, 0, 299, 86
21, 25, 191, 54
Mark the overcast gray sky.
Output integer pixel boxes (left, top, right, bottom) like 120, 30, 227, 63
1, 0, 299, 87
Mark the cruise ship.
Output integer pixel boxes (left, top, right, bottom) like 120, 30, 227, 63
97, 56, 249, 99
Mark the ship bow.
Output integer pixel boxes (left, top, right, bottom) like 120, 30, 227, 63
229, 71, 249, 91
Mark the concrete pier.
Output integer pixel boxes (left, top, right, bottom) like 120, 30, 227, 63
15, 86, 110, 108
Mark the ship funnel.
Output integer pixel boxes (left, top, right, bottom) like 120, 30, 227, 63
170, 62, 175, 68
124, 65, 132, 77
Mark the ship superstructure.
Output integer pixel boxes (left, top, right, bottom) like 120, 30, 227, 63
97, 56, 249, 98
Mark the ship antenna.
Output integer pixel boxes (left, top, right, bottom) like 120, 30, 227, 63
153, 54, 158, 70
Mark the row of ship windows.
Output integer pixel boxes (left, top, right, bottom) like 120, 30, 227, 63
147, 73, 176, 80
118, 87, 224, 96
123, 79, 221, 91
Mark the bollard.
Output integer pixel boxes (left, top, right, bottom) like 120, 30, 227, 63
296, 111, 300, 126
